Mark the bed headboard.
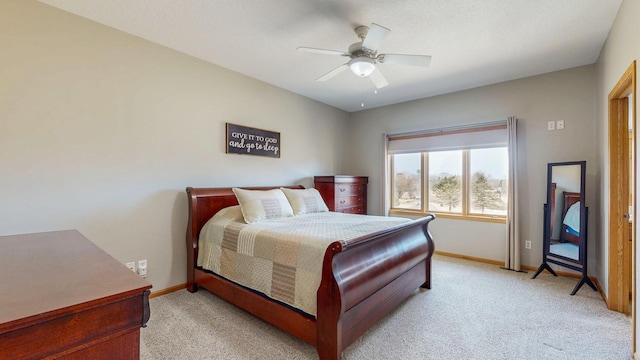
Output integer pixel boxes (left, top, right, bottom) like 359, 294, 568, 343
185, 185, 304, 290
562, 191, 581, 217
560, 191, 581, 244
186, 185, 304, 240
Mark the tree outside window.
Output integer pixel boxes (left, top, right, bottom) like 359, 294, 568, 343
431, 174, 462, 211
469, 148, 508, 216
392, 153, 421, 210
470, 172, 502, 213
428, 150, 462, 213
390, 147, 508, 219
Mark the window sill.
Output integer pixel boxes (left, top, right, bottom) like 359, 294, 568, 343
389, 209, 506, 224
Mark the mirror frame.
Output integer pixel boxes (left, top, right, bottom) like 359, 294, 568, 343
533, 160, 596, 295
544, 161, 586, 265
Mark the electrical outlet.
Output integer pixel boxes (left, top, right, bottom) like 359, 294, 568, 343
525, 240, 532, 249
556, 120, 565, 130
547, 121, 555, 131
126, 262, 136, 272
137, 259, 147, 278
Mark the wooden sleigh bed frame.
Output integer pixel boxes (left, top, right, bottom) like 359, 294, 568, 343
550, 182, 581, 245
560, 191, 581, 245
186, 186, 436, 360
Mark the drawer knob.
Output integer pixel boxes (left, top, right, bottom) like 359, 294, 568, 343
339, 188, 346, 192
340, 200, 346, 204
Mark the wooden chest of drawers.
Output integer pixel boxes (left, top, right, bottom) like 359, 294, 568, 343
0, 230, 152, 360
314, 175, 368, 214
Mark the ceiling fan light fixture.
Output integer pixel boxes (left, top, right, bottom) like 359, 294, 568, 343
349, 57, 375, 77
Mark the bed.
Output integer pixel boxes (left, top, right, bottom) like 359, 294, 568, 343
186, 186, 436, 360
560, 191, 581, 244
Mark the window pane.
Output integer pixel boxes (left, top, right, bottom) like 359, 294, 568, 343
469, 147, 508, 216
428, 150, 462, 213
392, 153, 421, 210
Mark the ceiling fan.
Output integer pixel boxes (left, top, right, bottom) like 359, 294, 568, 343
297, 23, 432, 89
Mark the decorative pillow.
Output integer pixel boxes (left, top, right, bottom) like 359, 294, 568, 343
280, 187, 329, 215
231, 188, 294, 223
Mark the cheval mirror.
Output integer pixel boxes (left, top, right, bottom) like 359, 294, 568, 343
531, 161, 597, 295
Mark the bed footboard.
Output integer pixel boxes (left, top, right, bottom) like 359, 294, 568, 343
316, 215, 435, 360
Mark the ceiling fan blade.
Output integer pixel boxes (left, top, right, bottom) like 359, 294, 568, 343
316, 63, 349, 82
378, 54, 432, 67
297, 47, 350, 57
369, 68, 389, 89
361, 23, 390, 51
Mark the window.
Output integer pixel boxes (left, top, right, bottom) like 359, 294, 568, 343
392, 153, 421, 210
468, 148, 508, 216
387, 122, 508, 221
391, 147, 508, 221
428, 150, 463, 213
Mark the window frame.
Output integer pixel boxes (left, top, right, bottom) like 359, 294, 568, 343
389, 148, 507, 224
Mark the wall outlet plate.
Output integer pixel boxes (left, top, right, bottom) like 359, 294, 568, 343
525, 240, 532, 249
137, 259, 147, 277
557, 120, 565, 129
547, 121, 555, 130
126, 262, 136, 272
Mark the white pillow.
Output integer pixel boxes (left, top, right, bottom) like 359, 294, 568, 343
280, 187, 329, 215
231, 188, 294, 223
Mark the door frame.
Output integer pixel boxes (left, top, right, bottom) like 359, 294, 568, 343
608, 60, 636, 349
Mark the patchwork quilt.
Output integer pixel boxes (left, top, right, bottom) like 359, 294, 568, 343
197, 206, 410, 316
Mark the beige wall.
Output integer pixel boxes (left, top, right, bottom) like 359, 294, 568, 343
0, 1, 349, 292
594, 0, 640, 350
347, 66, 597, 268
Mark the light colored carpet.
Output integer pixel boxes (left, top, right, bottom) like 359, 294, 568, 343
141, 255, 632, 359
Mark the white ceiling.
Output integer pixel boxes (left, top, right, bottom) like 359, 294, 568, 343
38, 0, 622, 113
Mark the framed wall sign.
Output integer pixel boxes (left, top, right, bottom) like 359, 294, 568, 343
225, 123, 280, 158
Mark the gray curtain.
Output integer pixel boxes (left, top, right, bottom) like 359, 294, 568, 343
505, 117, 520, 271
382, 133, 390, 216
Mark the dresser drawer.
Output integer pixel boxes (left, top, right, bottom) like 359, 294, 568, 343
337, 206, 366, 214
336, 195, 364, 208
336, 184, 365, 196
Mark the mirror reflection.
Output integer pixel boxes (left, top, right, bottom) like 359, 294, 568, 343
533, 161, 595, 295
548, 164, 582, 261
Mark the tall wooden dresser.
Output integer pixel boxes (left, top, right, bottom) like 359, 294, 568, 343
314, 175, 368, 214
0, 230, 152, 360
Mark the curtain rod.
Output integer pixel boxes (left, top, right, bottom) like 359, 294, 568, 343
387, 119, 508, 139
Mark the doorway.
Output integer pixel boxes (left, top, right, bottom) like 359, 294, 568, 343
607, 61, 636, 350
